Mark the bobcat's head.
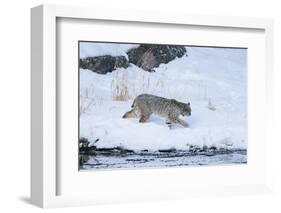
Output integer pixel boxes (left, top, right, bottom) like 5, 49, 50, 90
181, 102, 191, 116
171, 99, 192, 117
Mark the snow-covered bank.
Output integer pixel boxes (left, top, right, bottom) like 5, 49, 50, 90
80, 46, 247, 151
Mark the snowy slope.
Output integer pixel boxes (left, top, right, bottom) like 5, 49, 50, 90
80, 46, 247, 151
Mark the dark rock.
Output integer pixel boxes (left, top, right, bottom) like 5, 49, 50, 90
80, 55, 130, 74
79, 137, 90, 148
79, 137, 98, 154
79, 155, 90, 166
159, 148, 177, 153
127, 44, 187, 71
203, 152, 215, 156
209, 146, 217, 151
80, 144, 135, 156
189, 145, 201, 153
202, 145, 208, 152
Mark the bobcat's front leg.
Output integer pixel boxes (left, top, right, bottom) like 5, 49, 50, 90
176, 118, 189, 127
165, 118, 172, 128
168, 114, 189, 128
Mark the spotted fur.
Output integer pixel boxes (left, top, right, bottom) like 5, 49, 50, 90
122, 94, 191, 127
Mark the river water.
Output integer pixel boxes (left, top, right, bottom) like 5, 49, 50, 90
80, 150, 247, 170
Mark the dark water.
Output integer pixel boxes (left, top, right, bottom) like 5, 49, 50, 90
80, 150, 247, 170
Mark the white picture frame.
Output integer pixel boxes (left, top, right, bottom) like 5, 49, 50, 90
31, 4, 274, 208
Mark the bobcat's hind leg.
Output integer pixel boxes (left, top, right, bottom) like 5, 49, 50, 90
139, 112, 151, 123
122, 108, 137, 119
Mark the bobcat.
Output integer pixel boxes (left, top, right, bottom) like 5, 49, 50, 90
122, 94, 191, 127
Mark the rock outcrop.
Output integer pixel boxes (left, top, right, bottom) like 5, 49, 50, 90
80, 55, 130, 74
127, 44, 187, 71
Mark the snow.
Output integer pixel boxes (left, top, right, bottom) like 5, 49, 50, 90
79, 42, 138, 59
80, 46, 247, 151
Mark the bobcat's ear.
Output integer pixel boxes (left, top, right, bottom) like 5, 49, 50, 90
187, 102, 190, 106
